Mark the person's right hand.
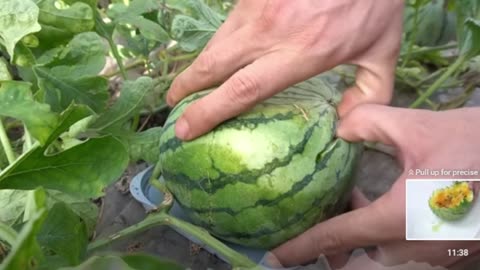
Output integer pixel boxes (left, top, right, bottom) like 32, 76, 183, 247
166, 0, 404, 141
270, 105, 480, 269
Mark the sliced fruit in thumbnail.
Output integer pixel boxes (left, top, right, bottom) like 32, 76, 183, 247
429, 182, 475, 221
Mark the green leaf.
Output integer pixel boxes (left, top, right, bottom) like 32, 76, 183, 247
171, 0, 224, 52
90, 77, 154, 131
0, 57, 12, 80
37, 202, 88, 265
107, 0, 160, 19
37, 0, 94, 34
35, 67, 109, 113
59, 254, 182, 270
32, 31, 109, 113
0, 136, 129, 199
121, 254, 183, 270
23, 189, 46, 222
12, 42, 36, 67
126, 127, 162, 164
45, 190, 98, 237
44, 104, 93, 147
108, 0, 170, 43
455, 0, 480, 47
0, 221, 18, 245
0, 81, 58, 145
0, 188, 47, 270
0, 104, 90, 228
119, 16, 170, 43
0, 0, 41, 58
0, 190, 27, 226
460, 18, 480, 58
43, 32, 107, 79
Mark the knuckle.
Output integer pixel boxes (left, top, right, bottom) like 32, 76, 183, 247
193, 52, 216, 76
314, 232, 343, 255
255, 2, 280, 31
168, 78, 185, 102
226, 71, 260, 105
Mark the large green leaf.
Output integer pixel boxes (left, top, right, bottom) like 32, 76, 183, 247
0, 81, 58, 145
90, 76, 154, 131
0, 0, 41, 58
46, 190, 98, 237
171, 0, 224, 51
35, 67, 109, 113
0, 136, 129, 198
33, 31, 108, 113
0, 188, 47, 270
0, 190, 27, 226
43, 32, 107, 79
36, 0, 94, 34
126, 127, 162, 164
119, 16, 170, 43
37, 202, 88, 266
59, 254, 182, 270
107, 0, 169, 43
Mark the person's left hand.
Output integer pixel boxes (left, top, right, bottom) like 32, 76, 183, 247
268, 104, 480, 269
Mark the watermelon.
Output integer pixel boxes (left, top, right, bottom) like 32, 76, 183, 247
429, 182, 475, 221
158, 77, 361, 249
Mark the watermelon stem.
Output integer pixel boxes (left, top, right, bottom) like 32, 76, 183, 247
87, 212, 260, 269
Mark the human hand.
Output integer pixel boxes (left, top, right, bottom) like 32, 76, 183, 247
166, 0, 404, 140
269, 105, 480, 268
469, 181, 480, 196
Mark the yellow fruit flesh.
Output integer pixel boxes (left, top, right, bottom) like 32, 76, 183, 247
432, 182, 473, 208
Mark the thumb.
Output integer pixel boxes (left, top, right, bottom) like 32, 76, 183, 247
336, 65, 394, 118
270, 194, 399, 267
336, 104, 418, 149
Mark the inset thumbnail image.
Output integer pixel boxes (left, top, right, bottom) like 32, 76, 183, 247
406, 180, 480, 240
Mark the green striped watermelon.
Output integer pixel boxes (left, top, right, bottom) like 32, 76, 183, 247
158, 77, 361, 249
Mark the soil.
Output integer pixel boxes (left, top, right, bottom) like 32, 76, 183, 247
92, 87, 480, 270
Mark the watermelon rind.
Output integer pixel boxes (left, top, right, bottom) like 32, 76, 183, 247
158, 77, 361, 248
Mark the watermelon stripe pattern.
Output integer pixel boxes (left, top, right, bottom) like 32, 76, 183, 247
158, 77, 361, 248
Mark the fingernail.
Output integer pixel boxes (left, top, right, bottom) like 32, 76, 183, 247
175, 117, 190, 140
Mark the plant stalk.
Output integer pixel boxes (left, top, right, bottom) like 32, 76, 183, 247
87, 211, 259, 268
410, 54, 467, 108
23, 126, 33, 152
401, 2, 421, 68
0, 119, 15, 164
105, 59, 145, 78
400, 43, 458, 58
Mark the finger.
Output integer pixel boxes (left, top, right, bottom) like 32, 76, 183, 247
336, 64, 394, 118
173, 51, 312, 140
271, 196, 400, 267
337, 13, 402, 117
351, 187, 371, 209
469, 181, 480, 196
326, 252, 351, 270
167, 24, 267, 107
203, 5, 243, 50
335, 104, 436, 168
336, 105, 403, 146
